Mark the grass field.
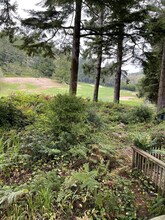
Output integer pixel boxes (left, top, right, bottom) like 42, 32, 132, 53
0, 77, 143, 106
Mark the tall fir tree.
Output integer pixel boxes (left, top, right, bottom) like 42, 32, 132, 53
69, 0, 82, 95
0, 0, 18, 41
138, 0, 165, 112
106, 0, 148, 103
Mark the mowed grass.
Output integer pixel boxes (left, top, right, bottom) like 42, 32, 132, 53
0, 79, 143, 106
77, 83, 142, 105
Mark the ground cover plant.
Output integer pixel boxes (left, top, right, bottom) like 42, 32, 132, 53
0, 93, 164, 219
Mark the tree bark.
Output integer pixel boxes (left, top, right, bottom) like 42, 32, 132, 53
93, 11, 103, 102
157, 39, 165, 112
114, 28, 124, 103
69, 0, 82, 95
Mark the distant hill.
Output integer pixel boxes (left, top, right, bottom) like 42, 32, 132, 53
0, 37, 55, 78
128, 71, 143, 84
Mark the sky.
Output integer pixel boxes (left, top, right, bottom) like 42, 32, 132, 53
14, 0, 40, 17
15, 0, 142, 74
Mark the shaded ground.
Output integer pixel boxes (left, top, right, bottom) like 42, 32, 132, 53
118, 147, 156, 218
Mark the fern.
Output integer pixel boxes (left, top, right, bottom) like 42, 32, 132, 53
69, 145, 88, 159
0, 188, 29, 206
63, 164, 99, 190
150, 196, 165, 216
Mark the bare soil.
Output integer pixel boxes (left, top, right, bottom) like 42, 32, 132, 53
0, 77, 63, 89
120, 96, 134, 101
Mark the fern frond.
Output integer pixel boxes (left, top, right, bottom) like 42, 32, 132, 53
0, 189, 29, 206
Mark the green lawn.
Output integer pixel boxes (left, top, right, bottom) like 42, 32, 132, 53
77, 83, 142, 105
0, 79, 143, 106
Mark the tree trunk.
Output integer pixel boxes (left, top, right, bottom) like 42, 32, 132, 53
114, 28, 124, 103
69, 0, 82, 95
93, 11, 103, 102
157, 39, 165, 112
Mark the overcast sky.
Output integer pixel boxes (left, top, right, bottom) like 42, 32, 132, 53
14, 0, 40, 17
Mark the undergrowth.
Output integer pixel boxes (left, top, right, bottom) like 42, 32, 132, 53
0, 93, 164, 219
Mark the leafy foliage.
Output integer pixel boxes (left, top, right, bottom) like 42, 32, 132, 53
134, 133, 151, 151
0, 93, 163, 219
121, 105, 153, 124
150, 196, 165, 217
0, 98, 27, 128
49, 94, 89, 149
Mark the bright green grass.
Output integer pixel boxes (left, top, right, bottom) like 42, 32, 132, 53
0, 82, 20, 96
24, 83, 39, 90
77, 83, 143, 105
0, 80, 143, 106
41, 86, 69, 95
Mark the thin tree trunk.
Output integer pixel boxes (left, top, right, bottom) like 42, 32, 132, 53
114, 28, 124, 103
69, 0, 82, 95
93, 11, 103, 102
157, 39, 165, 112
93, 50, 103, 102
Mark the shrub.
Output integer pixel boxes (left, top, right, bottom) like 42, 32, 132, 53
134, 133, 151, 150
150, 132, 165, 148
49, 94, 89, 149
103, 103, 132, 123
86, 106, 103, 129
132, 105, 153, 123
121, 105, 153, 124
0, 93, 50, 128
0, 98, 27, 128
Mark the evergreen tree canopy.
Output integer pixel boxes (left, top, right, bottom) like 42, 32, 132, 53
0, 0, 18, 41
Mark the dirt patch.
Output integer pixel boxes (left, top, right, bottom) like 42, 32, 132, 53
120, 96, 134, 101
0, 77, 63, 89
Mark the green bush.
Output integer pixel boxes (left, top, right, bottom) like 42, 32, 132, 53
134, 133, 151, 150
49, 94, 89, 149
0, 98, 27, 128
132, 105, 153, 122
87, 106, 103, 129
103, 103, 132, 123
150, 132, 165, 148
121, 105, 153, 124
0, 93, 50, 128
